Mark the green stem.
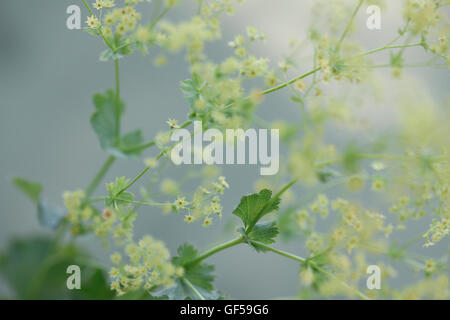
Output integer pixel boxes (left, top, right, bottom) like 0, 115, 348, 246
121, 140, 156, 153
348, 43, 424, 60
117, 199, 172, 206
82, 0, 93, 16
262, 67, 321, 95
182, 277, 205, 300
250, 241, 306, 263
85, 155, 116, 198
250, 241, 369, 300
184, 236, 369, 300
114, 121, 193, 197
336, 0, 364, 52
115, 166, 152, 198
114, 59, 121, 143
184, 237, 244, 268
313, 265, 370, 300
150, 6, 170, 29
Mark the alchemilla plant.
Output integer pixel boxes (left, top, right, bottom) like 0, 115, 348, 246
4, 0, 450, 300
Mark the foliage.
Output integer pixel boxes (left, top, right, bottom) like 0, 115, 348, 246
4, 0, 450, 300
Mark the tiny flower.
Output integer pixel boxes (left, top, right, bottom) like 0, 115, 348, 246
184, 214, 194, 223
103, 0, 115, 8
371, 161, 386, 171
202, 217, 213, 227
218, 176, 229, 188
110, 252, 122, 264
86, 15, 100, 29
110, 282, 120, 291
174, 196, 188, 210
93, 0, 104, 10
294, 80, 306, 92
166, 118, 180, 129
175, 266, 185, 277
249, 89, 264, 104
235, 47, 247, 57
102, 207, 113, 219
109, 267, 120, 277
211, 202, 222, 214
372, 179, 385, 191
425, 259, 436, 273
136, 26, 151, 43
144, 157, 158, 168
213, 182, 224, 194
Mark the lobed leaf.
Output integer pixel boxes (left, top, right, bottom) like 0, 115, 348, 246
13, 177, 42, 204
232, 189, 280, 229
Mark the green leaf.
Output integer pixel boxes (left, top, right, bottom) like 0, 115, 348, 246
232, 189, 280, 229
316, 167, 341, 183
37, 199, 66, 229
180, 74, 205, 107
172, 243, 198, 266
173, 243, 215, 292
106, 177, 134, 206
247, 221, 279, 252
13, 177, 42, 204
0, 236, 109, 299
90, 90, 145, 158
390, 51, 404, 67
157, 279, 221, 300
342, 143, 362, 173
91, 89, 124, 153
71, 268, 115, 300
117, 129, 145, 157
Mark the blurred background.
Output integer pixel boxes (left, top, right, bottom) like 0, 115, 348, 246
0, 0, 448, 299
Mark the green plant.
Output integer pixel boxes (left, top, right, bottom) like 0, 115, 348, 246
4, 0, 449, 300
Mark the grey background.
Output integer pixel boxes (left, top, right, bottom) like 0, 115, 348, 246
0, 0, 448, 298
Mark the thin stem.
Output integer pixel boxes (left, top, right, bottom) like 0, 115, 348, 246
114, 59, 121, 143
197, 0, 204, 14
83, 0, 114, 50
336, 0, 364, 52
250, 241, 306, 263
115, 198, 172, 207
348, 43, 424, 60
182, 277, 205, 300
184, 237, 244, 268
115, 166, 151, 197
121, 140, 156, 153
85, 155, 116, 198
82, 0, 93, 16
114, 121, 193, 197
313, 265, 370, 300
250, 241, 369, 300
150, 6, 170, 29
262, 67, 321, 95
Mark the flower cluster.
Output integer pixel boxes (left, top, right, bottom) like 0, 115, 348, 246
169, 176, 230, 227
109, 235, 181, 295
